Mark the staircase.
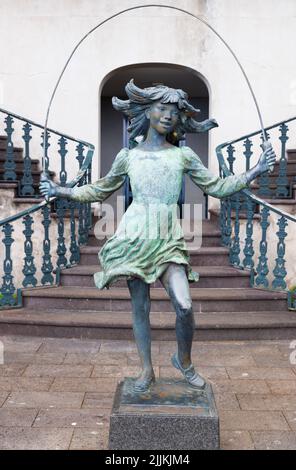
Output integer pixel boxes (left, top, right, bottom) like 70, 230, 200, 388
256, 149, 296, 215
1, 217, 294, 341
1, 110, 296, 341
250, 148, 296, 213
0, 135, 55, 204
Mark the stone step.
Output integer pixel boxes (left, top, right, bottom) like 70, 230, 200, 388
0, 181, 50, 200
211, 200, 296, 220
12, 197, 44, 204
287, 149, 296, 161
59, 264, 251, 288
87, 228, 223, 248
249, 182, 296, 199
78, 245, 230, 266
262, 198, 296, 215
0, 156, 40, 172
250, 181, 296, 190
0, 168, 55, 183
203, 209, 262, 227
0, 146, 23, 156
255, 171, 296, 185
0, 136, 7, 150
0, 308, 294, 340
21, 286, 287, 312
0, 181, 43, 199
50, 208, 88, 219
273, 159, 296, 172
0, 181, 18, 190
91, 218, 219, 229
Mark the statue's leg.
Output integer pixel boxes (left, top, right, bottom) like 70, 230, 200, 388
160, 263, 194, 367
160, 263, 205, 388
127, 277, 155, 392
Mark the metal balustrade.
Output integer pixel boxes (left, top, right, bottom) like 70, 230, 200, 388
223, 117, 296, 199
216, 116, 296, 310
0, 107, 92, 197
0, 108, 94, 307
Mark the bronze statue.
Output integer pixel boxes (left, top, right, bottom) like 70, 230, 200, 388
40, 79, 276, 393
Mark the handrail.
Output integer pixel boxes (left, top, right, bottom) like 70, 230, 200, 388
0, 147, 94, 227
222, 116, 296, 147
0, 107, 94, 147
216, 143, 296, 224
0, 105, 95, 308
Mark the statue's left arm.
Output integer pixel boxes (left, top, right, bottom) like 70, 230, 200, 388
182, 144, 276, 199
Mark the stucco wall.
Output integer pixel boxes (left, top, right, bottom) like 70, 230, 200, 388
0, 0, 295, 215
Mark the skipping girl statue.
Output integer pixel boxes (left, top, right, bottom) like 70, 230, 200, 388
40, 79, 276, 393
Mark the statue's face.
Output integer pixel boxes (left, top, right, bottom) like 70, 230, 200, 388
146, 101, 179, 135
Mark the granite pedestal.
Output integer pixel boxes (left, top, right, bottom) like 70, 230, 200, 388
108, 377, 220, 450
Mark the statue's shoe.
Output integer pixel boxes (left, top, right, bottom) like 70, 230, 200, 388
171, 353, 206, 389
134, 372, 156, 393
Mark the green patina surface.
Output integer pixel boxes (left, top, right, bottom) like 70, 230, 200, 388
71, 146, 248, 289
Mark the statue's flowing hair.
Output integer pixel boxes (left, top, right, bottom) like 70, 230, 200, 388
112, 79, 218, 143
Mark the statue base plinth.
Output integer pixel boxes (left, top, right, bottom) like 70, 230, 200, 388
108, 377, 219, 450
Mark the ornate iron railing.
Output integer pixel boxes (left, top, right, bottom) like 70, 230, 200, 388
216, 116, 296, 310
222, 116, 296, 199
0, 107, 92, 197
0, 109, 94, 307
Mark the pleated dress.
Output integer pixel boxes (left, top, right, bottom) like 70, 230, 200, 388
71, 145, 248, 289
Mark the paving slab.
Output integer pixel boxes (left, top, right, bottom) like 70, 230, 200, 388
266, 380, 296, 395
82, 392, 115, 409
64, 352, 128, 366
226, 367, 296, 380
23, 364, 93, 378
0, 427, 73, 450
91, 365, 143, 379
0, 408, 38, 427
211, 379, 270, 394
0, 335, 296, 450
0, 364, 28, 377
100, 340, 158, 354
237, 394, 296, 411
251, 431, 296, 450
220, 430, 255, 450
3, 352, 66, 365
127, 352, 168, 366
282, 411, 296, 430
3, 391, 84, 409
0, 377, 53, 392
213, 393, 240, 411
38, 338, 101, 354
0, 392, 9, 407
0, 338, 42, 353
190, 352, 257, 367
33, 408, 110, 428
1, 336, 43, 346
69, 426, 109, 450
252, 352, 292, 368
50, 377, 119, 393
219, 410, 290, 431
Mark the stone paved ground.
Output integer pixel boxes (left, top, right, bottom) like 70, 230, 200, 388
0, 335, 296, 450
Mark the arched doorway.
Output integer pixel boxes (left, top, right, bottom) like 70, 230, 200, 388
100, 63, 210, 219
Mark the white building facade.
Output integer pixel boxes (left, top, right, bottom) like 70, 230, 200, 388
0, 0, 295, 207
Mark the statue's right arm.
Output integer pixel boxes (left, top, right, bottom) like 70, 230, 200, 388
39, 147, 129, 203
39, 176, 74, 200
